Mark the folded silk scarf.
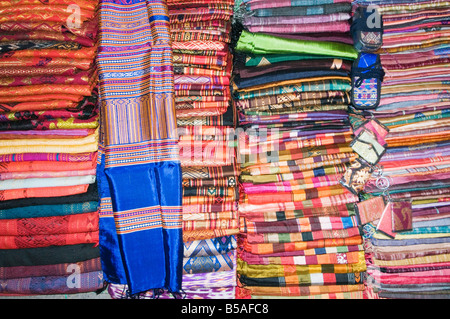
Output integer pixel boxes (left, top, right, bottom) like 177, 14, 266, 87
0, 182, 98, 210
236, 284, 365, 297
235, 30, 358, 60
0, 231, 99, 249
0, 211, 98, 236
247, 2, 352, 17
0, 257, 101, 280
0, 271, 104, 295
0, 201, 99, 219
96, 0, 183, 295
239, 272, 364, 287
0, 184, 90, 202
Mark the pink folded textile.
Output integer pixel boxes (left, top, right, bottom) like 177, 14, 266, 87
245, 0, 351, 10
0, 168, 97, 181
379, 93, 448, 106
243, 13, 350, 26
246, 21, 350, 34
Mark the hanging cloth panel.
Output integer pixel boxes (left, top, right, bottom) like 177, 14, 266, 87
96, 0, 183, 295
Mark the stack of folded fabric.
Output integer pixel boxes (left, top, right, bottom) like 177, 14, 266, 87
170, 0, 240, 299
106, 0, 239, 299
353, 0, 450, 299
232, 0, 367, 299
0, 0, 103, 296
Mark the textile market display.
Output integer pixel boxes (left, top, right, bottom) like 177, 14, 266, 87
353, 0, 450, 299
96, 0, 183, 297
232, 0, 367, 299
0, 0, 103, 296
2, 0, 450, 301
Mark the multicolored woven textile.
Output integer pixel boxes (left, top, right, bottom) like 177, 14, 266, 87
96, 0, 183, 296
107, 0, 238, 299
171, 0, 239, 299
0, 0, 102, 296
355, 0, 450, 299
233, 0, 365, 299
3, 0, 450, 301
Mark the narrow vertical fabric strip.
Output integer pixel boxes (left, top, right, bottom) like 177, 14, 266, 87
96, 0, 183, 295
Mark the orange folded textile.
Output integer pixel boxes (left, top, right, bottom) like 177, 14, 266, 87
0, 95, 84, 103
0, 83, 96, 100
0, 100, 78, 113
0, 160, 96, 173
0, 184, 89, 201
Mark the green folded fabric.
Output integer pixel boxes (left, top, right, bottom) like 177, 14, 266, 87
236, 30, 358, 60
0, 201, 99, 219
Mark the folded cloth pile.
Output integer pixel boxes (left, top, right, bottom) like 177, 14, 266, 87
171, 0, 240, 299
0, 0, 103, 296
105, 0, 240, 299
238, 0, 354, 44
353, 0, 450, 299
232, 0, 367, 299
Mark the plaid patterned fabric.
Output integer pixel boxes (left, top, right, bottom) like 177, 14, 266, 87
183, 194, 237, 206
183, 219, 239, 231
241, 215, 359, 234
183, 201, 238, 214
239, 271, 364, 286
239, 110, 349, 125
182, 186, 237, 197
182, 176, 237, 188
239, 250, 365, 266
236, 284, 365, 297
173, 53, 228, 68
183, 211, 238, 221
235, 90, 350, 110
183, 228, 240, 242
241, 236, 364, 255
246, 227, 363, 244
233, 79, 351, 100
240, 193, 359, 214
179, 139, 235, 166
238, 273, 363, 287
241, 203, 357, 222
244, 157, 356, 176
175, 74, 230, 86
239, 133, 353, 154
238, 257, 366, 276
172, 32, 231, 43
176, 101, 229, 111
240, 244, 364, 259
242, 152, 356, 171
182, 164, 239, 179
240, 143, 354, 166
243, 185, 354, 205
177, 110, 236, 127
242, 175, 343, 194
241, 102, 349, 116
